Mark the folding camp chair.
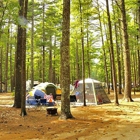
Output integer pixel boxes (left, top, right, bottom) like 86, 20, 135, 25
35, 98, 49, 110
70, 95, 77, 106
40, 99, 48, 106
35, 95, 41, 106
34, 95, 42, 110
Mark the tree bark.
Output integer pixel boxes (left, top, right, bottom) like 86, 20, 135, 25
137, 0, 140, 86
97, 0, 109, 94
112, 0, 122, 94
121, 0, 133, 101
60, 0, 73, 120
14, 25, 22, 108
21, 0, 28, 116
31, 0, 34, 88
14, 0, 28, 117
42, 2, 45, 83
79, 0, 86, 106
5, 27, 9, 93
0, 48, 2, 92
49, 36, 53, 82
106, 0, 119, 105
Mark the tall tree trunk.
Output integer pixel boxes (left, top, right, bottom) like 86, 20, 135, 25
49, 36, 53, 82
79, 0, 86, 106
5, 27, 10, 93
106, 0, 119, 105
0, 48, 2, 92
10, 27, 14, 92
86, 24, 90, 78
120, 0, 133, 101
53, 35, 57, 84
31, 0, 34, 88
14, 0, 28, 114
118, 17, 124, 91
21, 0, 28, 116
137, 0, 140, 86
14, 25, 22, 107
112, 0, 122, 94
60, 0, 73, 120
102, 12, 112, 93
132, 53, 136, 94
97, 0, 109, 94
4, 44, 8, 92
75, 39, 80, 80
42, 43, 45, 82
42, 2, 45, 82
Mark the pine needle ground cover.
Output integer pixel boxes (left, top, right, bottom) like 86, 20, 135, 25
0, 92, 140, 140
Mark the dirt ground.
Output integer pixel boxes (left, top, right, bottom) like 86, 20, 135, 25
0, 92, 140, 140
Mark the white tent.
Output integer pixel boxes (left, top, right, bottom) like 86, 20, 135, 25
73, 78, 111, 105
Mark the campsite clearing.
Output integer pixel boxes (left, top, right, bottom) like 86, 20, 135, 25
1, 92, 140, 140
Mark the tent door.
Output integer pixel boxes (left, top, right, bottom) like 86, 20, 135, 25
46, 87, 56, 100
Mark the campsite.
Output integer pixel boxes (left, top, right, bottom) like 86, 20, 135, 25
1, 91, 140, 140
1, 1, 139, 139
26, 79, 111, 107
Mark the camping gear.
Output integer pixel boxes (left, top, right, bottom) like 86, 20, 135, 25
70, 95, 77, 102
40, 99, 48, 106
27, 89, 46, 105
34, 89, 45, 98
56, 88, 61, 95
34, 95, 41, 105
26, 82, 57, 105
33, 82, 57, 100
26, 82, 57, 106
44, 94, 55, 106
46, 107, 58, 115
26, 96, 37, 105
72, 78, 111, 105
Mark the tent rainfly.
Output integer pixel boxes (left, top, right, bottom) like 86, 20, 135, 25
73, 78, 111, 105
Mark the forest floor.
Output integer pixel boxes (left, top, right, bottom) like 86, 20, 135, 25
0, 91, 140, 140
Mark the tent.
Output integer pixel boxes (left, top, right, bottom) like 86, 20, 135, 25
72, 78, 111, 105
32, 82, 57, 99
26, 82, 57, 105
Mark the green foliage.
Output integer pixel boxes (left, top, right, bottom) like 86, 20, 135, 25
1, 0, 140, 90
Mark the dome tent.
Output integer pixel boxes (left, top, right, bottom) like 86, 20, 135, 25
73, 78, 111, 105
26, 82, 57, 105
32, 82, 57, 100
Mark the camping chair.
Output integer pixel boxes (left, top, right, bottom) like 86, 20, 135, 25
35, 95, 41, 106
40, 99, 48, 106
35, 96, 48, 110
70, 95, 77, 106
37, 98, 48, 110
